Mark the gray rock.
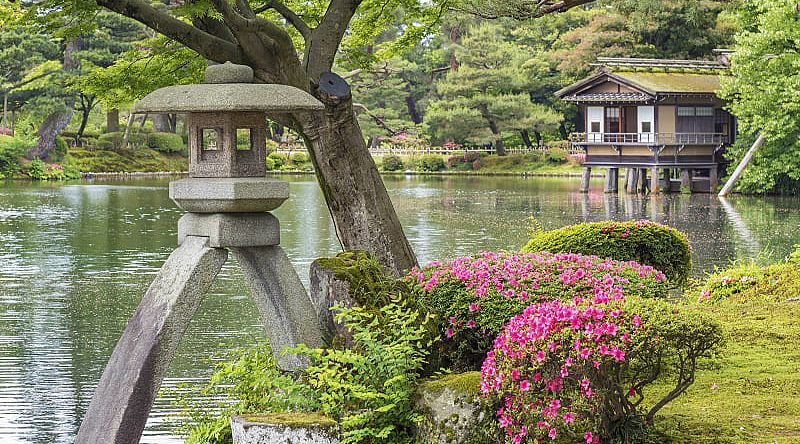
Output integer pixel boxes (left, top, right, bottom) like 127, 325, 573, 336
170, 177, 289, 213
414, 373, 499, 444
178, 212, 280, 248
76, 236, 227, 444
231, 414, 339, 444
309, 260, 356, 346
232, 246, 325, 370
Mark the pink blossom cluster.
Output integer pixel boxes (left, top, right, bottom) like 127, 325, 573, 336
481, 298, 644, 443
407, 252, 665, 340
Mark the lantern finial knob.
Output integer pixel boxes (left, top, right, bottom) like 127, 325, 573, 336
205, 61, 254, 84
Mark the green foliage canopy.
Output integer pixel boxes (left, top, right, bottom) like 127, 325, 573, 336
719, 0, 800, 194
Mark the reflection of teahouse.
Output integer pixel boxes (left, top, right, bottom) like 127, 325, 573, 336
558, 50, 736, 194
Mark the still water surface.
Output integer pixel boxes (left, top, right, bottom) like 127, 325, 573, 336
1, 175, 799, 443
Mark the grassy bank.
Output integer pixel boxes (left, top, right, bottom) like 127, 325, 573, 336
2, 141, 585, 178
644, 257, 800, 443
651, 298, 800, 443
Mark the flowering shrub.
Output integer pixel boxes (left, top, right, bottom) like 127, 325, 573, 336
407, 252, 669, 369
523, 220, 692, 287
482, 297, 724, 443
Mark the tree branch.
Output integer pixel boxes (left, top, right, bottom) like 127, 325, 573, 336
305, 0, 360, 81
258, 0, 311, 41
455, 0, 595, 20
97, 0, 245, 63
208, 0, 294, 49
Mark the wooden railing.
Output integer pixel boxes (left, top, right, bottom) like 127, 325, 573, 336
274, 143, 584, 156
570, 132, 729, 145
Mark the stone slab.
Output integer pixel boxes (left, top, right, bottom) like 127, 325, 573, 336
231, 415, 339, 444
169, 177, 289, 213
178, 213, 280, 248
76, 236, 227, 444
232, 246, 324, 370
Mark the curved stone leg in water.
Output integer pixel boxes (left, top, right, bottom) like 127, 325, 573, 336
76, 236, 227, 444
231, 246, 324, 370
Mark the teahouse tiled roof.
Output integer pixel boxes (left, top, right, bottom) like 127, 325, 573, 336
556, 56, 730, 100
561, 92, 652, 103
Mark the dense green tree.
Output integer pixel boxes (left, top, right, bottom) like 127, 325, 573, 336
426, 22, 561, 154
719, 0, 800, 194
550, 0, 737, 79
0, 29, 60, 132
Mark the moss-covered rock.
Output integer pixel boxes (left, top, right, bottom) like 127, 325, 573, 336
414, 372, 501, 444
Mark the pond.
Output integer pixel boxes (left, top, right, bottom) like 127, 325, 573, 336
1, 175, 799, 443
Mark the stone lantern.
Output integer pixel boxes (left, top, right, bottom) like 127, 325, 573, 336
77, 62, 326, 444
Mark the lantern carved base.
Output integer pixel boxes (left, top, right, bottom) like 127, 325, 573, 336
178, 212, 280, 247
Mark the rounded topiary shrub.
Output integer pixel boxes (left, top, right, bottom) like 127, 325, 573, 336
381, 155, 404, 172
264, 156, 276, 171
522, 220, 691, 287
419, 154, 446, 172
267, 152, 287, 168
482, 297, 723, 443
147, 132, 186, 153
407, 251, 669, 370
289, 152, 309, 164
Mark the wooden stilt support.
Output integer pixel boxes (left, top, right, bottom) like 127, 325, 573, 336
709, 166, 719, 193
640, 168, 649, 194
661, 168, 671, 193
626, 168, 639, 193
580, 167, 591, 193
680, 169, 692, 194
650, 167, 660, 194
604, 168, 619, 193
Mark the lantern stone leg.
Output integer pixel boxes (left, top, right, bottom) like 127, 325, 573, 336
232, 245, 325, 370
75, 236, 227, 444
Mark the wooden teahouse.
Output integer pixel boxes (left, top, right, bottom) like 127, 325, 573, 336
557, 52, 736, 193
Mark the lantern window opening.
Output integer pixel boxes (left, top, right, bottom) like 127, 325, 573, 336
236, 128, 254, 151
201, 128, 222, 151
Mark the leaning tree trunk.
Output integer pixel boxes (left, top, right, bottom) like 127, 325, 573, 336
297, 73, 417, 276
28, 111, 73, 160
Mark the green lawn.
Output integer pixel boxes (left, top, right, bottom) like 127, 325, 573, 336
651, 299, 800, 443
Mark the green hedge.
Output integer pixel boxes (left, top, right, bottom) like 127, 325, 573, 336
522, 220, 692, 287
381, 155, 404, 172
96, 131, 147, 149
147, 132, 186, 153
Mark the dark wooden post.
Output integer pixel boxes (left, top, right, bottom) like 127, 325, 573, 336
650, 167, 661, 193
626, 168, 639, 193
680, 169, 693, 194
581, 167, 592, 193
709, 166, 719, 192
661, 168, 671, 193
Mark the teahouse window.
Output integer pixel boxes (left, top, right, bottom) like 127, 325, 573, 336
677, 106, 714, 133
605, 107, 620, 133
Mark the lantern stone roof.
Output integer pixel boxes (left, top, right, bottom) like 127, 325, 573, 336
133, 62, 324, 114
